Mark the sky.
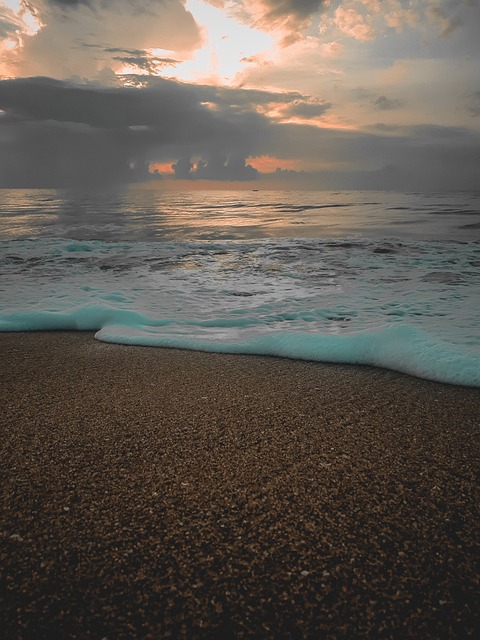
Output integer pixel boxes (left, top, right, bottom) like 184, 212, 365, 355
0, 0, 479, 190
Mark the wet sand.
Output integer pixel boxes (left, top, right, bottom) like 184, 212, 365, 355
1, 332, 479, 639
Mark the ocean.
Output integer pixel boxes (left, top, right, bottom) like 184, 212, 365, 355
0, 188, 479, 387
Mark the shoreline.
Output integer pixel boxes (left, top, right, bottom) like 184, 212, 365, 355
1, 331, 479, 638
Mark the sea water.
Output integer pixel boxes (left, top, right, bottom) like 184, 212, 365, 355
0, 189, 479, 387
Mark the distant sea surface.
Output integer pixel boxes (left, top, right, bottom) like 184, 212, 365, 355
1, 188, 479, 387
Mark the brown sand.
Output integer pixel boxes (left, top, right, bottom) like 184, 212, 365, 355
1, 331, 479, 639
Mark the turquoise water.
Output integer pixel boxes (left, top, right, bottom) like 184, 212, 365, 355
1, 189, 479, 386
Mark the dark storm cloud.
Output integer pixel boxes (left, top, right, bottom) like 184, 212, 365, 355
0, 76, 298, 129
171, 157, 194, 179
266, 121, 480, 190
0, 76, 273, 186
173, 155, 258, 180
0, 119, 145, 188
195, 154, 258, 180
0, 76, 479, 190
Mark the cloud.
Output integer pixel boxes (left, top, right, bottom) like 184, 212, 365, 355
173, 154, 258, 180
256, 119, 480, 189
225, 0, 471, 44
0, 6, 17, 36
283, 100, 332, 118
372, 95, 403, 111
0, 75, 305, 128
217, 0, 331, 21
111, 55, 179, 75
0, 2, 34, 40
263, 119, 480, 190
333, 5, 374, 41
214, 0, 333, 45
468, 90, 480, 117
171, 157, 194, 179
46, 0, 92, 6
4, 0, 203, 78
254, 0, 330, 21
384, 4, 419, 31
317, 1, 473, 44
426, 2, 461, 37
0, 75, 479, 190
75, 46, 182, 75
0, 75, 273, 186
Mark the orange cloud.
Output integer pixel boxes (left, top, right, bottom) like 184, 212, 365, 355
248, 155, 301, 172
334, 6, 374, 41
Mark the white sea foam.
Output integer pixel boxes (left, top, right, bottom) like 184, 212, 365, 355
1, 233, 479, 387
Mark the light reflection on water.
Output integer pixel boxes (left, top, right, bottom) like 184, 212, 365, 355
0, 187, 479, 242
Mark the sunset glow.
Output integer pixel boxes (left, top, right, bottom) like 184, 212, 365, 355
170, 0, 273, 83
0, 0, 478, 189
247, 156, 301, 173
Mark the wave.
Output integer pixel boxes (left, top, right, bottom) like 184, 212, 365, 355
1, 305, 478, 387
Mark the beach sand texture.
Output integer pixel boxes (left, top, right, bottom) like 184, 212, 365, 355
1, 332, 479, 639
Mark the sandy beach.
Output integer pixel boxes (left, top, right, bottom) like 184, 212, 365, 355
1, 331, 479, 639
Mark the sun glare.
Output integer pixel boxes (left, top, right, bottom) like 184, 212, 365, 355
22, 10, 41, 35
2, 0, 42, 36
171, 0, 273, 84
